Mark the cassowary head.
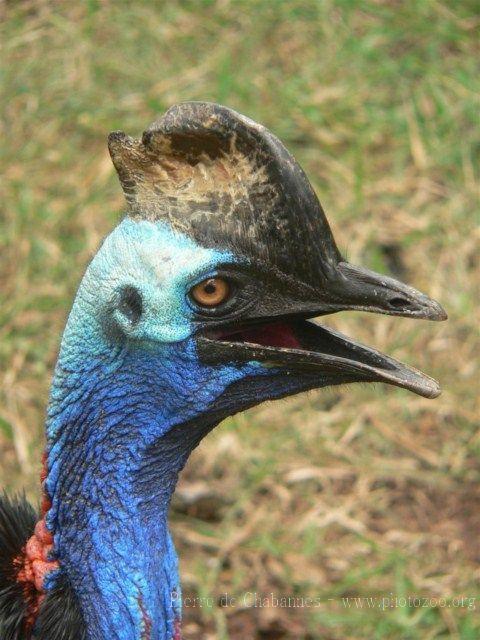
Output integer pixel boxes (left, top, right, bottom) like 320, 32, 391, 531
86, 101, 446, 428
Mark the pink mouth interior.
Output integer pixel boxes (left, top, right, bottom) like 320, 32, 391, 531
219, 321, 301, 349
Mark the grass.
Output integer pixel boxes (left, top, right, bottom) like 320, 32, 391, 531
1, 1, 479, 638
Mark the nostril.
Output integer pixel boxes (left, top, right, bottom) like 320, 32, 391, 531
118, 286, 143, 325
389, 296, 409, 308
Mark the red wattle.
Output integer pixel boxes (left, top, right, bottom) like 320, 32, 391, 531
15, 452, 59, 632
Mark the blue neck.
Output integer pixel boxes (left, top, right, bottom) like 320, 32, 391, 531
44, 341, 224, 640
39, 218, 282, 639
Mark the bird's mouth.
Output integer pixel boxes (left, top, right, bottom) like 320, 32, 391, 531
198, 318, 441, 399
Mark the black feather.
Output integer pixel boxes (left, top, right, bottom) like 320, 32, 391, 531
0, 493, 36, 640
35, 573, 86, 640
0, 493, 86, 640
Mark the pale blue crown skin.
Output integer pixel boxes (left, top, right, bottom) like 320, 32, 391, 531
42, 218, 288, 640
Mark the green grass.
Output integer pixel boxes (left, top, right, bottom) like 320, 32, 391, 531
1, 1, 479, 638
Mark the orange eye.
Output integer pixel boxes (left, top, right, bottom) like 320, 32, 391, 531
190, 277, 231, 307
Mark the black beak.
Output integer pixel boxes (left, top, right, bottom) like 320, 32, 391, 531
327, 262, 447, 321
197, 260, 447, 399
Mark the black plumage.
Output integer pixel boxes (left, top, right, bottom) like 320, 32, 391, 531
34, 573, 85, 640
0, 495, 85, 640
0, 494, 36, 639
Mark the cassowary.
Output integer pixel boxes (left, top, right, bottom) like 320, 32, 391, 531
0, 102, 446, 640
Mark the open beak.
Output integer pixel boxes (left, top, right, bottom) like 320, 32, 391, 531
197, 261, 447, 399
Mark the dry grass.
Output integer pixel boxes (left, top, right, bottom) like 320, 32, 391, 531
1, 1, 479, 638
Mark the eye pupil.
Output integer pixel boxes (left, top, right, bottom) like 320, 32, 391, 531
191, 277, 230, 308
204, 282, 217, 295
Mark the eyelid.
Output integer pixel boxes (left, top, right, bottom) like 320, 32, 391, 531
188, 262, 250, 288
189, 269, 218, 287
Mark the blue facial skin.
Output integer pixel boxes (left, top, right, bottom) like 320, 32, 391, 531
43, 218, 313, 640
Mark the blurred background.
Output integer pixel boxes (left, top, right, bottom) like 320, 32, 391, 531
1, 1, 479, 638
